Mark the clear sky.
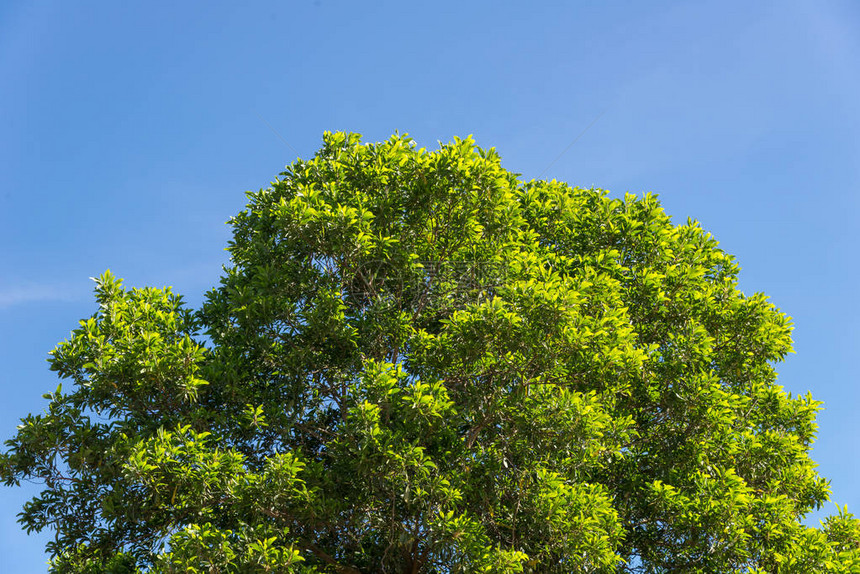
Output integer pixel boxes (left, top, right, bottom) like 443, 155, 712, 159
2, 1, 858, 571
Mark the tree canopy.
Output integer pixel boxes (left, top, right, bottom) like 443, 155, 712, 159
3, 132, 859, 573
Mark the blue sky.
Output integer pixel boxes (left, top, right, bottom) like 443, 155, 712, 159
2, 1, 858, 570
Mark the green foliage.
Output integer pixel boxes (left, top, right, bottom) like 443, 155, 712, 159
2, 132, 857, 572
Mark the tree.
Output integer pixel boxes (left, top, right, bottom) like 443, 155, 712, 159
3, 132, 859, 573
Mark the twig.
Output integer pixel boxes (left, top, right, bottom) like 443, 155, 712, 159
538, 109, 607, 178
